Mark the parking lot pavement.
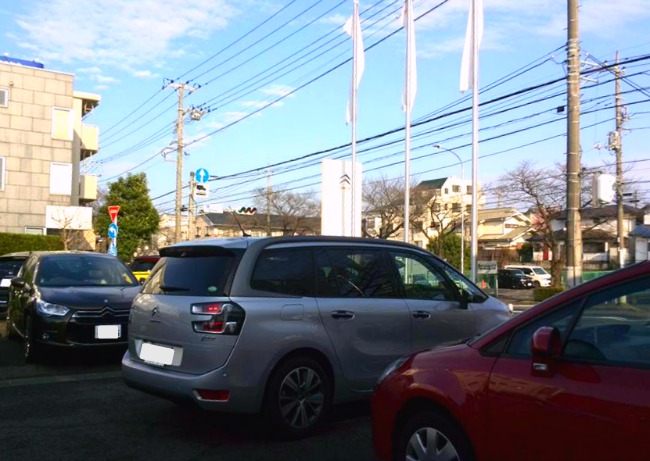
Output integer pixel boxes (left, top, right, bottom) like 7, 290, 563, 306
493, 288, 536, 311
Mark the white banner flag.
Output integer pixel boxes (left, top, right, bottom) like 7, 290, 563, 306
344, 0, 365, 124
460, 0, 484, 92
401, 0, 417, 113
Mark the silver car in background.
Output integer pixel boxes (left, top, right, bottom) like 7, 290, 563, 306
122, 236, 510, 437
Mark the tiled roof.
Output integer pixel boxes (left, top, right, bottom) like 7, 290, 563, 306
417, 178, 447, 189
630, 225, 650, 238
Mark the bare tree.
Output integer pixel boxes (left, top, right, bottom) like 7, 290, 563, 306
362, 175, 406, 239
497, 161, 567, 286
253, 187, 319, 235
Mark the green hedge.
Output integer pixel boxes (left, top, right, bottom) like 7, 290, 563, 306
0, 233, 64, 255
533, 286, 565, 302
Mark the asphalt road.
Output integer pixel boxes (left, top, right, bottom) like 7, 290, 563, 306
0, 328, 375, 461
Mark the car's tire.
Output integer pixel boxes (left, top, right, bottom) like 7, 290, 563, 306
4, 310, 19, 340
394, 410, 475, 461
24, 316, 43, 363
263, 356, 331, 439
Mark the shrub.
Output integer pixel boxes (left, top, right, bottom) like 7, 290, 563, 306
533, 286, 565, 302
0, 233, 64, 255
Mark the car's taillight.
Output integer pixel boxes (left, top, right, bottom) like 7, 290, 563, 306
191, 302, 245, 335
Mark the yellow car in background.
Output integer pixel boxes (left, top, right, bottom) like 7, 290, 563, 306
129, 255, 160, 284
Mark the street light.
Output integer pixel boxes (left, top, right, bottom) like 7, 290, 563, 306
434, 144, 465, 274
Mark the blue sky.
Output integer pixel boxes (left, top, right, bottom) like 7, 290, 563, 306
2, 0, 650, 214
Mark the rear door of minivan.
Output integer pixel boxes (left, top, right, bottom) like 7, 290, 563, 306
313, 247, 411, 392
128, 246, 242, 374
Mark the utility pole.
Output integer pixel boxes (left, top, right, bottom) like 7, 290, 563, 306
565, 0, 583, 288
612, 52, 626, 268
188, 171, 196, 241
166, 80, 200, 243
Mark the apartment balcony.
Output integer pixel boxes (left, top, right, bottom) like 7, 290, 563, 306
80, 123, 99, 158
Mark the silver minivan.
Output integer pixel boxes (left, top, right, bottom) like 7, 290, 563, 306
122, 236, 510, 437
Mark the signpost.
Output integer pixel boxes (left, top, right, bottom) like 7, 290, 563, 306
107, 206, 120, 257
195, 168, 209, 183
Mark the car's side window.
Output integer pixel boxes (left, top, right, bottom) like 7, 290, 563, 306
505, 302, 582, 358
431, 259, 487, 303
251, 248, 315, 297
388, 251, 454, 301
315, 248, 398, 298
564, 276, 650, 367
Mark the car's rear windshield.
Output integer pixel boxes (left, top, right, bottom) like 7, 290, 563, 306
0, 258, 26, 278
142, 247, 241, 297
130, 259, 159, 272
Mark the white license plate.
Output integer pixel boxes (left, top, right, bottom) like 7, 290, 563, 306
0, 278, 11, 288
95, 324, 121, 339
140, 342, 175, 366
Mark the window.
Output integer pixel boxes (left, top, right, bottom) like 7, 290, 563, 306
506, 302, 582, 357
466, 185, 472, 194
315, 248, 398, 298
583, 242, 606, 253
564, 276, 650, 367
142, 247, 240, 297
0, 88, 7, 107
49, 162, 72, 195
433, 259, 488, 303
389, 251, 453, 300
251, 248, 315, 296
444, 188, 449, 195
51, 107, 73, 140
452, 203, 461, 212
452, 185, 461, 193
0, 156, 4, 191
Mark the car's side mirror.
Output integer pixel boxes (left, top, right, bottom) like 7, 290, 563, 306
10, 277, 26, 289
530, 326, 562, 375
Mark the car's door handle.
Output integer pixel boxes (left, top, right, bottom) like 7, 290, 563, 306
330, 310, 355, 320
412, 310, 431, 320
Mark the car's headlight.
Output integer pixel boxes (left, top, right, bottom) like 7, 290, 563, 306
376, 356, 409, 387
35, 300, 69, 316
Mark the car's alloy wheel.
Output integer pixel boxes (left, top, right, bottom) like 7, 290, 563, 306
264, 357, 331, 438
395, 411, 474, 461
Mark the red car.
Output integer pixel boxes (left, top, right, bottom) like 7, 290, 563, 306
371, 261, 650, 461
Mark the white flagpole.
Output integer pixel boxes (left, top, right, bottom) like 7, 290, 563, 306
351, 0, 359, 237
345, 0, 364, 237
403, 0, 416, 243
470, 0, 481, 283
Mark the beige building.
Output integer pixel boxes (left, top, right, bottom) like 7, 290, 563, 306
0, 57, 100, 246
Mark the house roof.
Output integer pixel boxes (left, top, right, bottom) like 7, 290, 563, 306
417, 178, 447, 190
555, 204, 642, 220
478, 207, 530, 223
479, 227, 531, 242
630, 225, 650, 238
528, 228, 616, 242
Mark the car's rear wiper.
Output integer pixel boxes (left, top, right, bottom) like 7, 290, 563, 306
159, 285, 190, 292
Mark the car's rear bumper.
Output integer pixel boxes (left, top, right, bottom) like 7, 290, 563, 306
121, 351, 261, 413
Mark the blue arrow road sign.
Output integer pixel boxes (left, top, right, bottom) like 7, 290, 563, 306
108, 223, 118, 239
196, 168, 210, 183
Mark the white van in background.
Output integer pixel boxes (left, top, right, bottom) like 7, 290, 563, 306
503, 264, 551, 287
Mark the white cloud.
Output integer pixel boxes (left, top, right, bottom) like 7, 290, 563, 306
132, 70, 159, 79
242, 100, 284, 109
94, 75, 119, 84
77, 66, 103, 74
261, 84, 295, 99
13, 0, 240, 69
95, 84, 109, 91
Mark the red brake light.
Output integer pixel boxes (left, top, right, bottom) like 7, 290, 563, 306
190, 302, 245, 335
